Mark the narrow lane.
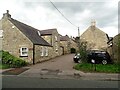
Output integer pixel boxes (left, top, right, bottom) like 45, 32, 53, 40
31, 54, 75, 70
19, 54, 80, 77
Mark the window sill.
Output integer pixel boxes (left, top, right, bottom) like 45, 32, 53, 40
20, 56, 28, 57
41, 56, 48, 57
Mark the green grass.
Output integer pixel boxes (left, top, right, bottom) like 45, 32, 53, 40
74, 63, 120, 73
0, 63, 10, 69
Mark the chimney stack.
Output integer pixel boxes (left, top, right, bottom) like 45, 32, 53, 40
3, 10, 11, 19
91, 19, 96, 26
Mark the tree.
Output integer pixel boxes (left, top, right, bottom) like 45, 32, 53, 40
79, 41, 88, 62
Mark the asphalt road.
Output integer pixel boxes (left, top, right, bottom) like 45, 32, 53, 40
2, 76, 119, 88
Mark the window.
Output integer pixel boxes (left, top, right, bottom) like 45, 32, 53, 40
37, 31, 41, 36
20, 47, 28, 56
41, 47, 48, 56
41, 47, 44, 56
45, 47, 48, 56
0, 30, 3, 38
55, 36, 58, 41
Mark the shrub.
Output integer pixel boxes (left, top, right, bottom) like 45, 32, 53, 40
1, 50, 27, 68
79, 42, 88, 62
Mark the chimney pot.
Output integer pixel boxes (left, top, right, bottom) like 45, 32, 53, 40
7, 10, 9, 14
2, 10, 11, 19
91, 19, 96, 26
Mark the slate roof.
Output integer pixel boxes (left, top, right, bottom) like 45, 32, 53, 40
9, 18, 51, 46
60, 35, 69, 41
40, 29, 57, 35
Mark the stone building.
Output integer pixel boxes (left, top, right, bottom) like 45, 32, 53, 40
0, 10, 54, 64
69, 37, 79, 53
80, 21, 108, 51
107, 34, 120, 63
112, 34, 120, 63
60, 35, 71, 54
40, 29, 63, 57
107, 36, 113, 58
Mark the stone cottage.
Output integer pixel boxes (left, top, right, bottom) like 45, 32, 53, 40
80, 21, 108, 51
0, 10, 54, 64
40, 29, 63, 57
60, 35, 71, 54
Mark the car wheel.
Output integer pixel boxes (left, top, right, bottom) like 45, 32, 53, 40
102, 60, 107, 65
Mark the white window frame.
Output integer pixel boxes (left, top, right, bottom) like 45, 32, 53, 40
41, 47, 48, 56
55, 36, 58, 41
20, 47, 28, 57
0, 30, 3, 38
41, 47, 44, 56
45, 47, 48, 56
37, 31, 41, 36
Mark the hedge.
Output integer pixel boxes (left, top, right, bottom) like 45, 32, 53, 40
1, 50, 28, 68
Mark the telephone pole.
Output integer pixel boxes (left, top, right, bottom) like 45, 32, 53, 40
78, 27, 80, 52
78, 27, 80, 37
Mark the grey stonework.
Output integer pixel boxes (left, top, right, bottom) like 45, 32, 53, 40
80, 25, 108, 51
0, 10, 78, 64
0, 11, 53, 64
1, 18, 33, 64
41, 29, 63, 57
70, 38, 78, 52
60, 35, 78, 54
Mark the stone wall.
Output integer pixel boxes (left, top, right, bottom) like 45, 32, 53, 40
70, 39, 78, 52
80, 26, 108, 51
1, 18, 33, 63
41, 30, 62, 57
112, 34, 120, 63
41, 35, 52, 45
60, 41, 70, 54
34, 45, 53, 63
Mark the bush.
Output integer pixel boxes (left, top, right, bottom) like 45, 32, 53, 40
1, 50, 28, 68
79, 42, 88, 62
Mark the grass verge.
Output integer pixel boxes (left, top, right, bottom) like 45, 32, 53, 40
74, 63, 120, 73
0, 63, 10, 69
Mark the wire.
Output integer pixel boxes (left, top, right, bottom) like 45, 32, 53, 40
49, 0, 78, 28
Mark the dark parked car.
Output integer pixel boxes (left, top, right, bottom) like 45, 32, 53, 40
87, 50, 112, 65
73, 53, 81, 63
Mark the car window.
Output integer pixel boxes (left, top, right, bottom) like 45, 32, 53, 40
97, 53, 105, 57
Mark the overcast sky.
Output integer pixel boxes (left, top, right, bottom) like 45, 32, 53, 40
0, 0, 119, 37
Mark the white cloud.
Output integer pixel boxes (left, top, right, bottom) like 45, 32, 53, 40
101, 26, 118, 37
0, 0, 118, 37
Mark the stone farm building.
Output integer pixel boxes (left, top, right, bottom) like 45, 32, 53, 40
69, 37, 79, 53
40, 29, 63, 57
60, 35, 71, 54
0, 10, 64, 64
80, 21, 108, 51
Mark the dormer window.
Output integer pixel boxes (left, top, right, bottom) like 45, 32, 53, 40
37, 31, 41, 36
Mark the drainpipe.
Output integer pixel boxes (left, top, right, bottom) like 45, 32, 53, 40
33, 44, 35, 65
